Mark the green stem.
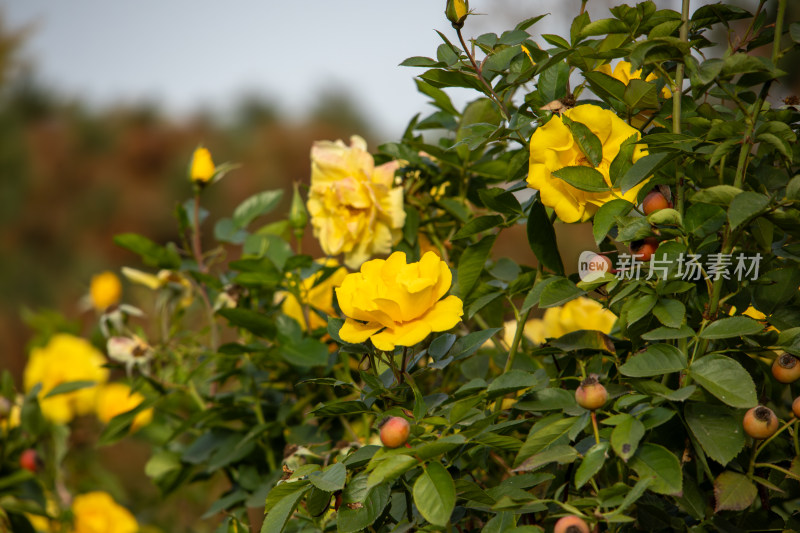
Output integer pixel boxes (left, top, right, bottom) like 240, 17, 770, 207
503, 308, 531, 374
773, 0, 787, 64
455, 27, 511, 122
673, 0, 690, 217
591, 411, 601, 446
754, 418, 797, 462
754, 462, 799, 480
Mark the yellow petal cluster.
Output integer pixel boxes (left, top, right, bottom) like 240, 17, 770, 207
281, 259, 348, 331
527, 104, 647, 222
122, 267, 193, 308
89, 271, 122, 311
23, 334, 109, 424
505, 297, 616, 345
189, 146, 215, 183
597, 60, 672, 97
96, 383, 153, 432
336, 251, 463, 351
307, 136, 406, 269
69, 491, 138, 533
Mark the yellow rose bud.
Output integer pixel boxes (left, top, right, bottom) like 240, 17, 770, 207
445, 0, 469, 28
189, 146, 216, 184
89, 271, 122, 311
71, 491, 138, 533
336, 251, 463, 351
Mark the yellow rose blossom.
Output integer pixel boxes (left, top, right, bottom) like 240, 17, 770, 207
510, 297, 616, 345
281, 259, 348, 331
69, 491, 138, 533
23, 334, 109, 424
336, 251, 463, 351
307, 135, 406, 269
189, 146, 215, 183
96, 383, 153, 432
89, 271, 122, 311
527, 104, 648, 222
597, 60, 672, 98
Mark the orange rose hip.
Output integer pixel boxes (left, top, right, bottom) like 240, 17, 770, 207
379, 417, 411, 448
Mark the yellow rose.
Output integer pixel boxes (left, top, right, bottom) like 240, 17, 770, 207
69, 491, 138, 533
23, 334, 109, 424
307, 135, 406, 269
189, 146, 215, 183
281, 259, 348, 331
597, 60, 672, 98
336, 251, 463, 351
527, 104, 647, 223
96, 383, 152, 432
89, 271, 122, 312
518, 297, 616, 344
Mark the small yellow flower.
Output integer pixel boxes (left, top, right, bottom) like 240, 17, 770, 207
89, 271, 122, 311
307, 136, 406, 269
336, 251, 463, 351
511, 297, 616, 345
70, 491, 138, 533
281, 259, 348, 331
189, 146, 216, 183
597, 60, 672, 98
527, 104, 648, 222
23, 334, 109, 424
96, 383, 152, 432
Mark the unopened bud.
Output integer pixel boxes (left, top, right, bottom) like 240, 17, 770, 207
189, 146, 216, 185
289, 182, 309, 239
445, 0, 469, 29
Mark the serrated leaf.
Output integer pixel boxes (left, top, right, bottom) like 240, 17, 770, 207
629, 443, 682, 495
593, 199, 634, 244
611, 415, 645, 462
620, 344, 686, 377
575, 442, 609, 488
689, 354, 757, 408
413, 462, 456, 527
700, 317, 764, 339
233, 190, 284, 228
552, 166, 609, 192
309, 462, 347, 492
457, 234, 496, 297
727, 192, 769, 231
714, 471, 756, 512
619, 152, 674, 194
685, 403, 745, 466
527, 196, 564, 275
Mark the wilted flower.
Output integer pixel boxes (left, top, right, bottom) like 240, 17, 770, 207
106, 336, 153, 373
96, 383, 152, 432
281, 259, 348, 331
70, 491, 138, 533
307, 136, 406, 269
527, 104, 647, 223
122, 267, 193, 309
336, 251, 463, 351
23, 334, 109, 424
89, 271, 122, 312
189, 146, 215, 184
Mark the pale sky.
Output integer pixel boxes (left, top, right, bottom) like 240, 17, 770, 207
5, 0, 727, 141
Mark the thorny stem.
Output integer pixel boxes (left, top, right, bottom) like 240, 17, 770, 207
456, 27, 511, 121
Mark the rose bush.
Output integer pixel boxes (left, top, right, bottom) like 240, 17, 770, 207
4, 1, 800, 532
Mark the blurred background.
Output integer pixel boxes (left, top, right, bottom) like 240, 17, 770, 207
0, 0, 788, 530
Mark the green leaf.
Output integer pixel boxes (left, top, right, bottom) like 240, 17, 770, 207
218, 308, 275, 338
214, 218, 248, 244
619, 152, 673, 194
306, 487, 333, 517
367, 454, 417, 489
312, 401, 371, 417
309, 462, 347, 493
113, 233, 180, 268
689, 354, 757, 408
539, 277, 584, 308
575, 442, 610, 488
279, 337, 329, 368
97, 397, 158, 446
579, 18, 629, 37
44, 380, 96, 398
584, 71, 627, 102
452, 215, 503, 240
413, 462, 456, 527
516, 388, 577, 412
685, 403, 745, 466
550, 330, 615, 353
625, 293, 657, 325
487, 370, 542, 399
514, 444, 578, 472
609, 135, 639, 186
611, 414, 645, 462
699, 317, 764, 339
629, 443, 682, 495
261, 484, 310, 533
337, 484, 391, 533
564, 118, 603, 167
552, 166, 609, 192
623, 79, 659, 110
641, 325, 696, 340
653, 299, 685, 328
714, 471, 756, 512
449, 328, 501, 361
593, 199, 634, 244
727, 192, 769, 231
515, 417, 576, 467
457, 234, 496, 298
753, 268, 800, 314
691, 185, 742, 206
527, 196, 564, 275
233, 190, 284, 228
791, 22, 800, 44
619, 344, 686, 377
407, 435, 467, 461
